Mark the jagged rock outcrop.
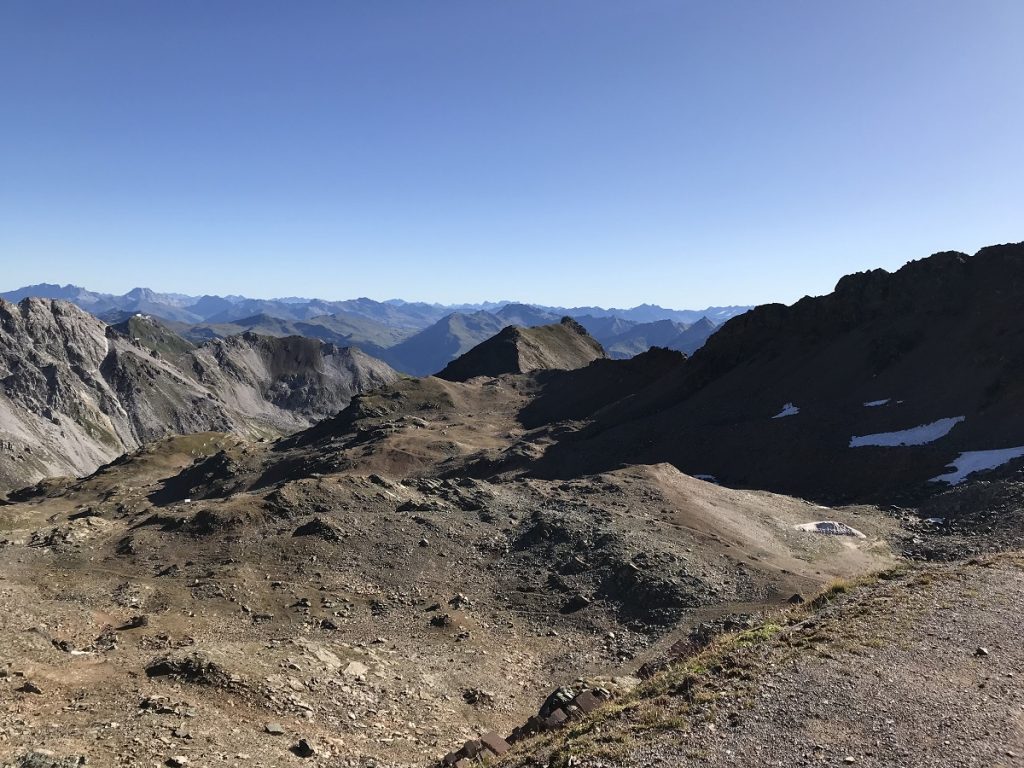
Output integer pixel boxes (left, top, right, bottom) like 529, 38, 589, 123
437, 317, 606, 382
0, 300, 398, 493
533, 242, 1024, 502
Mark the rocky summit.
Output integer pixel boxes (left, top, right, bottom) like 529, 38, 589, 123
437, 317, 606, 382
1, 245, 1024, 768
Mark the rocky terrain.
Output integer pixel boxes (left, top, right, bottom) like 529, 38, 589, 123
0, 300, 398, 494
3, 243, 1024, 767
497, 552, 1024, 768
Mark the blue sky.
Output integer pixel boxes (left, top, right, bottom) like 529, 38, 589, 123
1, 1, 1022, 308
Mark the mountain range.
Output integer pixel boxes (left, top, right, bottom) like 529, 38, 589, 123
0, 284, 748, 375
0, 283, 749, 327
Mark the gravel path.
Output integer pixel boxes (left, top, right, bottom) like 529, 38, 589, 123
503, 554, 1024, 768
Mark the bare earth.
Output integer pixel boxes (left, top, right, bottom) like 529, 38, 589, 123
499, 554, 1024, 768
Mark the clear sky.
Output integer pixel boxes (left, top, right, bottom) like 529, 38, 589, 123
1, 1, 1022, 308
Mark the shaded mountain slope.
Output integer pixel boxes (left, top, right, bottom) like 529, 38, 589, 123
531, 243, 1024, 502
188, 332, 399, 429
438, 318, 606, 382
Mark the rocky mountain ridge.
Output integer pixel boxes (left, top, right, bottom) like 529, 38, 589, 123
528, 242, 1024, 502
0, 299, 398, 493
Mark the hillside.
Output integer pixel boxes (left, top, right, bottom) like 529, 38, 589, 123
173, 311, 408, 356
0, 301, 398, 493
437, 317, 606, 381
0, 395, 898, 767
530, 243, 1024, 503
497, 553, 1024, 768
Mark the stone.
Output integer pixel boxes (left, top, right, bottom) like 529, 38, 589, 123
462, 688, 494, 707
265, 723, 285, 735
291, 739, 316, 758
480, 731, 512, 756
343, 661, 369, 678
542, 708, 568, 729
539, 686, 575, 718
570, 689, 603, 715
561, 594, 591, 613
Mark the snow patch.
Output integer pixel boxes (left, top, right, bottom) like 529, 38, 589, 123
849, 416, 964, 447
863, 399, 890, 407
772, 403, 799, 419
929, 446, 1024, 485
693, 474, 718, 484
794, 521, 866, 538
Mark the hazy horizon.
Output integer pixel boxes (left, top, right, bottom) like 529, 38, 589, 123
2, 278, 755, 313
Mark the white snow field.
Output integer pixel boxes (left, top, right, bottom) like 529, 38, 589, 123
849, 416, 965, 447
772, 403, 799, 419
863, 399, 891, 407
794, 521, 867, 538
929, 446, 1024, 485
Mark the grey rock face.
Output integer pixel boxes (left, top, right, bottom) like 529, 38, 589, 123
0, 299, 399, 494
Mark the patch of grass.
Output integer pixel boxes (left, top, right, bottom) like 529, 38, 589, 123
548, 736, 636, 768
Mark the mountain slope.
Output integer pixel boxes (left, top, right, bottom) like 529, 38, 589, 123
498, 554, 1024, 768
532, 243, 1024, 502
0, 300, 398, 493
665, 315, 718, 355
437, 317, 606, 382
174, 311, 407, 355
598, 319, 691, 359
